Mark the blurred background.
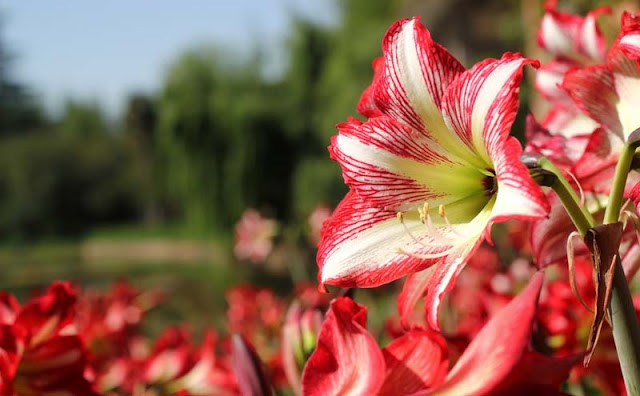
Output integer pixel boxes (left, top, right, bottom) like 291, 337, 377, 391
0, 0, 623, 332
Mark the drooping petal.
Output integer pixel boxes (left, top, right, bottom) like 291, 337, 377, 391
378, 330, 449, 396
331, 116, 487, 212
397, 267, 435, 328
432, 272, 544, 396
562, 65, 623, 138
423, 238, 485, 330
301, 298, 384, 396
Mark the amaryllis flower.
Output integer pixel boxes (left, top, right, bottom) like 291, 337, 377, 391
142, 327, 238, 396
0, 282, 97, 396
533, 0, 608, 140
318, 17, 549, 328
563, 12, 640, 149
302, 273, 576, 396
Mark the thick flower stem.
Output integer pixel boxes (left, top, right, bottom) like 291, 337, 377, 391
535, 152, 640, 394
602, 143, 640, 395
537, 157, 595, 233
609, 257, 640, 395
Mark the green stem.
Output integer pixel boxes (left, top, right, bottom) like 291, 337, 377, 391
602, 142, 640, 394
535, 152, 640, 393
609, 257, 640, 395
537, 157, 595, 234
603, 143, 636, 224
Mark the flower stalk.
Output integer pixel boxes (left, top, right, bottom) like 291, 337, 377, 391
532, 155, 595, 234
602, 141, 640, 395
532, 147, 640, 393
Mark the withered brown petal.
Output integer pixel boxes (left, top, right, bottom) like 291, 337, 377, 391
583, 222, 623, 366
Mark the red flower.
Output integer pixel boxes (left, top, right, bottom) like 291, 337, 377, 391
0, 282, 97, 396
319, 17, 548, 329
302, 273, 574, 395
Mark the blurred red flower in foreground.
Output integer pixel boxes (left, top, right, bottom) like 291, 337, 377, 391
0, 282, 97, 395
302, 273, 577, 395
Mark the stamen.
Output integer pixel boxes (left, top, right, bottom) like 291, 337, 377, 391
396, 247, 456, 260
397, 212, 431, 248
424, 208, 454, 245
418, 202, 429, 224
438, 204, 466, 238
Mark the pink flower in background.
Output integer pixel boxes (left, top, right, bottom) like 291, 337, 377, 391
319, 17, 548, 329
307, 205, 332, 245
234, 208, 278, 263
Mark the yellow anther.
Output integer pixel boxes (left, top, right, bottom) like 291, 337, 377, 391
419, 202, 429, 223
438, 204, 446, 218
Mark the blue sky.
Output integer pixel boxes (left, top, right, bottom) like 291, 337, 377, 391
2, 0, 336, 118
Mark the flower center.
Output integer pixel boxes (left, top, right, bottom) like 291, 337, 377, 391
482, 169, 497, 196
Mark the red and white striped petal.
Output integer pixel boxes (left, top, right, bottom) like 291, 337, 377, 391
619, 13, 640, 59
356, 57, 384, 118
15, 282, 77, 348
301, 298, 384, 396
562, 65, 623, 138
373, 18, 479, 166
609, 48, 640, 138
619, 32, 640, 60
537, 1, 608, 63
397, 267, 435, 329
332, 116, 486, 212
423, 238, 485, 330
570, 127, 624, 193
541, 104, 599, 140
378, 330, 449, 396
432, 272, 544, 396
317, 192, 488, 288
535, 61, 573, 101
441, 53, 538, 166
489, 138, 550, 223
